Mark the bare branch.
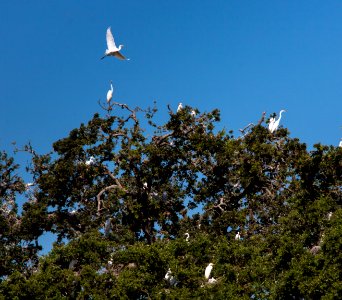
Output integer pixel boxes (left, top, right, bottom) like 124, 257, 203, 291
97, 184, 120, 214
257, 111, 266, 125
96, 165, 127, 215
207, 197, 227, 214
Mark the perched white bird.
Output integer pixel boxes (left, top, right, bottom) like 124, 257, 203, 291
191, 110, 196, 117
101, 27, 129, 60
205, 263, 214, 280
339, 139, 342, 147
208, 277, 217, 284
235, 232, 241, 240
184, 232, 190, 243
143, 182, 148, 190
85, 156, 95, 166
165, 268, 178, 286
107, 81, 114, 103
269, 110, 286, 133
177, 103, 183, 113
268, 117, 275, 132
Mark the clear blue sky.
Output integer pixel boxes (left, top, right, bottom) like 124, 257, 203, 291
1, 1, 342, 154
1, 1, 341, 251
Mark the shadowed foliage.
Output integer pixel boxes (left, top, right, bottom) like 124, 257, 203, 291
0, 103, 341, 299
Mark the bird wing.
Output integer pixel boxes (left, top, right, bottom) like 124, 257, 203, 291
106, 27, 117, 51
114, 51, 127, 60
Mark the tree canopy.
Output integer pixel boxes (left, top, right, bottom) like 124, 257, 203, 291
0, 102, 341, 299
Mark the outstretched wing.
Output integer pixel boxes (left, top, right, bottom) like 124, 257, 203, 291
114, 51, 127, 60
106, 27, 117, 51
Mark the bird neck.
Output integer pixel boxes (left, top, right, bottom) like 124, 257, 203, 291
278, 111, 284, 120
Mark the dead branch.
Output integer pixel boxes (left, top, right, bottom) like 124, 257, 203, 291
97, 184, 120, 214
207, 197, 227, 214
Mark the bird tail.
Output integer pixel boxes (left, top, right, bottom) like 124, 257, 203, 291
100, 55, 106, 60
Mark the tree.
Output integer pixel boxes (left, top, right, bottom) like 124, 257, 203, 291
0, 102, 341, 299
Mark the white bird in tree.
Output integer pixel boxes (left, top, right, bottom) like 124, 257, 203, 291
235, 231, 241, 240
191, 110, 196, 116
269, 110, 286, 133
184, 232, 190, 243
205, 263, 214, 280
107, 81, 114, 103
85, 156, 95, 166
101, 27, 129, 60
339, 139, 342, 148
165, 268, 178, 286
268, 117, 275, 132
177, 103, 183, 113
208, 277, 217, 284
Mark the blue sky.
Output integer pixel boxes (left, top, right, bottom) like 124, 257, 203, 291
1, 1, 342, 155
1, 1, 341, 252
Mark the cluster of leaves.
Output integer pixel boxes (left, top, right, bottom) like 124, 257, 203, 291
0, 102, 341, 299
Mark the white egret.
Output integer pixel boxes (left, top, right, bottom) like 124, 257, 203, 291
184, 232, 190, 243
101, 27, 129, 60
205, 263, 214, 280
339, 139, 342, 147
268, 117, 275, 132
177, 103, 183, 113
85, 156, 95, 166
143, 182, 148, 190
191, 110, 196, 116
107, 81, 114, 103
269, 110, 286, 133
235, 231, 241, 240
165, 268, 178, 286
208, 277, 217, 284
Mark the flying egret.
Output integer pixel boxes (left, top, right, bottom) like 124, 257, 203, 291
177, 103, 183, 113
107, 81, 114, 103
269, 110, 286, 133
101, 27, 129, 60
235, 231, 241, 240
205, 263, 214, 280
184, 232, 190, 243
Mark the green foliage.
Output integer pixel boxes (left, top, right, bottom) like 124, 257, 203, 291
0, 103, 341, 299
